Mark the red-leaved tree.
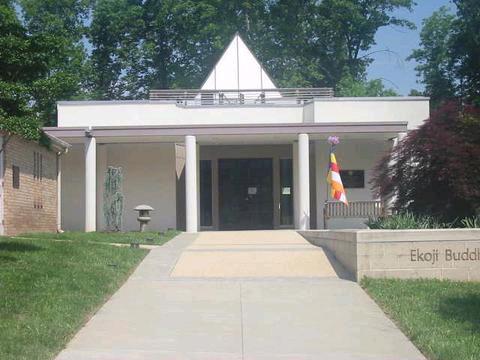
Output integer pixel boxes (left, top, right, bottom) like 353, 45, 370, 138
373, 102, 480, 222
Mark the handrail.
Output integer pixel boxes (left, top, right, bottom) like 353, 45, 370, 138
149, 87, 334, 105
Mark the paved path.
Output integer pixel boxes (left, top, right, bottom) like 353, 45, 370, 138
56, 231, 425, 360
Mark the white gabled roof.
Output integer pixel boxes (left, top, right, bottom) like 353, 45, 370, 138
201, 34, 277, 91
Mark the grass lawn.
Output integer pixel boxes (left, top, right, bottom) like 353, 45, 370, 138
362, 278, 480, 360
0, 237, 148, 360
19, 229, 180, 245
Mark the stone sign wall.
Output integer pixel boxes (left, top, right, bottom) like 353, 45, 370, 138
299, 229, 480, 281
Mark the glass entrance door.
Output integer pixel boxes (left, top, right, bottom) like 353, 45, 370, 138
279, 159, 294, 226
218, 158, 273, 230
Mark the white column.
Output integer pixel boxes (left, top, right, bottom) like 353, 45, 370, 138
85, 135, 96, 232
96, 144, 107, 231
185, 135, 198, 233
298, 133, 310, 230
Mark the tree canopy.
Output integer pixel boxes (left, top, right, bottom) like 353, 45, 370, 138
85, 0, 413, 99
336, 76, 398, 97
0, 0, 47, 140
407, 6, 456, 105
409, 0, 480, 106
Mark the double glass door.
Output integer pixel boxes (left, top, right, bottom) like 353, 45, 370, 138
219, 158, 273, 230
200, 157, 294, 230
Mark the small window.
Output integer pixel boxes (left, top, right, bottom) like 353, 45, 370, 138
12, 165, 20, 189
33, 152, 43, 180
34, 152, 38, 179
340, 170, 364, 188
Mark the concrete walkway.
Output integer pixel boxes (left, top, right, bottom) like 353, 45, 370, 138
56, 231, 425, 360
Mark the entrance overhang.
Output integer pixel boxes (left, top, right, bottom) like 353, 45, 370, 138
44, 121, 407, 145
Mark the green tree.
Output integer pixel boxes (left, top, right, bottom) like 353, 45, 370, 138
409, 1, 480, 106
87, 0, 415, 98
452, 0, 480, 105
373, 103, 480, 222
408, 89, 424, 96
0, 0, 48, 143
336, 76, 398, 97
87, 0, 144, 99
87, 0, 269, 99
267, 0, 415, 88
18, 0, 91, 125
408, 6, 456, 106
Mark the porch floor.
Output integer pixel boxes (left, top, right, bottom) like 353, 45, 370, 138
171, 230, 342, 278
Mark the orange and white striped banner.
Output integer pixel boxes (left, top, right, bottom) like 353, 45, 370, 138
327, 152, 348, 205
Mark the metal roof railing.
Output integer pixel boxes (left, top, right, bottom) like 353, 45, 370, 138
149, 88, 334, 106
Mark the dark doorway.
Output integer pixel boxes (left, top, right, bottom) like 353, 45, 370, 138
218, 158, 273, 230
200, 160, 213, 227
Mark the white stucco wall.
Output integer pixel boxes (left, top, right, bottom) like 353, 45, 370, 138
61, 143, 177, 231
57, 97, 429, 129
302, 102, 315, 123
58, 102, 304, 127
61, 145, 85, 231
314, 98, 429, 129
314, 138, 392, 229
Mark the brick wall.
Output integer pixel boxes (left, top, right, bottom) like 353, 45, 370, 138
3, 136, 58, 236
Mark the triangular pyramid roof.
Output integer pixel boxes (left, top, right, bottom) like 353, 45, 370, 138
201, 34, 277, 91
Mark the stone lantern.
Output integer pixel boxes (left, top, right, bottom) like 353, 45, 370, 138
134, 205, 154, 232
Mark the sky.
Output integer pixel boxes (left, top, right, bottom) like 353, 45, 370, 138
367, 0, 456, 95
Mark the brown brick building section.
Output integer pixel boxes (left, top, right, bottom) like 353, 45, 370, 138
2, 135, 66, 236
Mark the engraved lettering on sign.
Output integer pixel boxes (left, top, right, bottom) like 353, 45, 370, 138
410, 248, 480, 263
410, 249, 439, 265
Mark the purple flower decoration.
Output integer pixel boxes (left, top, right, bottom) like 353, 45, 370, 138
328, 136, 340, 145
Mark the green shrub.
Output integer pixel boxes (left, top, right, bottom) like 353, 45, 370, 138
103, 167, 124, 232
366, 212, 450, 229
460, 216, 480, 228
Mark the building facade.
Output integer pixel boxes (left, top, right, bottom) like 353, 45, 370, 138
45, 35, 430, 233
0, 134, 68, 236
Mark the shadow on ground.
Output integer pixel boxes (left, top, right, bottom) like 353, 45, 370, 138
0, 255, 17, 262
438, 294, 480, 332
321, 247, 355, 281
0, 241, 43, 253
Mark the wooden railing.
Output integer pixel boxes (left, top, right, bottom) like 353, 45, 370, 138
324, 200, 385, 220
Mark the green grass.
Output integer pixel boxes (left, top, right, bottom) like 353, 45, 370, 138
362, 278, 480, 360
19, 229, 180, 245
0, 237, 148, 360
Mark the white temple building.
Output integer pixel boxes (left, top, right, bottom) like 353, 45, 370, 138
45, 34, 430, 232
